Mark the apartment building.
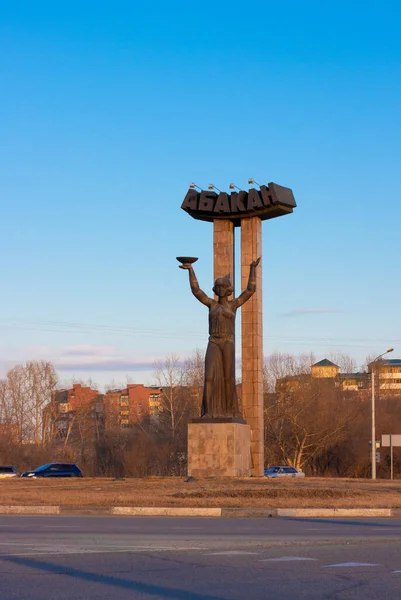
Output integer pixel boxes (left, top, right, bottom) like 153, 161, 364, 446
43, 383, 102, 440
276, 358, 401, 397
43, 383, 162, 440
104, 384, 162, 428
276, 359, 370, 395
369, 359, 401, 394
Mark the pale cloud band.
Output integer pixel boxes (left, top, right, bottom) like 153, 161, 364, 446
55, 359, 160, 372
279, 308, 341, 318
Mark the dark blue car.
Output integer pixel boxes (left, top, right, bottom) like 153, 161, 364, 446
21, 463, 83, 478
264, 466, 305, 478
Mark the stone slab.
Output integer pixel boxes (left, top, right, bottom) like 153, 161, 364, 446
188, 421, 251, 477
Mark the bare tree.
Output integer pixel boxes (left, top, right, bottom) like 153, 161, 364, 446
362, 353, 380, 373
264, 352, 315, 393
27, 361, 58, 443
0, 378, 10, 425
265, 375, 358, 470
0, 361, 57, 444
328, 352, 357, 374
153, 354, 188, 440
182, 348, 204, 414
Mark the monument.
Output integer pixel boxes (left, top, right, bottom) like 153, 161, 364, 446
180, 181, 296, 476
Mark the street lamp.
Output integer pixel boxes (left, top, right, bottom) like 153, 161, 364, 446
371, 348, 394, 480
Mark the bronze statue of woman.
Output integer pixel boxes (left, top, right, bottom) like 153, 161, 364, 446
179, 257, 261, 419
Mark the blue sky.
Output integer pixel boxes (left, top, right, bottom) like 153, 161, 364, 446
1, 1, 400, 388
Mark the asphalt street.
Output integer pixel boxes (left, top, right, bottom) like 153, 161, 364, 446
1, 515, 401, 599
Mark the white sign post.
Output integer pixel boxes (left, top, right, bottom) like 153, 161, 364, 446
381, 434, 401, 480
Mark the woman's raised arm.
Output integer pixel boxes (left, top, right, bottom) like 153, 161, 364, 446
179, 264, 212, 307
235, 257, 261, 308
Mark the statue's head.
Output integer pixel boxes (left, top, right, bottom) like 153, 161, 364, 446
213, 275, 233, 298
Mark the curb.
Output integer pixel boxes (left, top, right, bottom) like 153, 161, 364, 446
0, 506, 399, 518
0, 506, 60, 515
112, 507, 222, 517
275, 508, 393, 518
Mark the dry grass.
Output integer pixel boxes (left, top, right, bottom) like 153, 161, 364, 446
2, 477, 401, 508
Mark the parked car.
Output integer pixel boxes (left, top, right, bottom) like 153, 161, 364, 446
264, 466, 305, 478
21, 463, 83, 478
0, 465, 18, 479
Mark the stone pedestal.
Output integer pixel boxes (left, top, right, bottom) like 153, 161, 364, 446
187, 421, 251, 477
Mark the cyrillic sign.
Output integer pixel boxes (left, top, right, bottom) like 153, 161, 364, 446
181, 182, 296, 226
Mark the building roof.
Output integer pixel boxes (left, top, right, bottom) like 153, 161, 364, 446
312, 359, 339, 368
341, 372, 368, 378
368, 358, 401, 367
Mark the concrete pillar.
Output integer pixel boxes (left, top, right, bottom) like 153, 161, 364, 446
240, 217, 264, 476
213, 219, 234, 283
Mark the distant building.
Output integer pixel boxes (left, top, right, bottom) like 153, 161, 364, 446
43, 383, 163, 440
311, 359, 340, 379
43, 383, 102, 440
276, 357, 401, 398
368, 359, 401, 394
104, 384, 162, 428
340, 372, 369, 392
276, 359, 369, 397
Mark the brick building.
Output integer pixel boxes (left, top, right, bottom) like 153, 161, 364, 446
104, 384, 162, 428
43, 383, 162, 440
43, 383, 102, 441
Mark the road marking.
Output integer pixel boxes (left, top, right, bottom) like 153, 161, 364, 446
372, 528, 401, 531
324, 562, 380, 568
40, 525, 81, 529
0, 543, 35, 546
260, 557, 318, 562
304, 528, 337, 531
0, 546, 210, 558
206, 551, 261, 556
168, 527, 203, 530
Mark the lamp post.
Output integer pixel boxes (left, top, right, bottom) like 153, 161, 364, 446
371, 348, 394, 480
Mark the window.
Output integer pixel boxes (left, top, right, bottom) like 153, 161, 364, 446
47, 465, 63, 472
0, 466, 16, 474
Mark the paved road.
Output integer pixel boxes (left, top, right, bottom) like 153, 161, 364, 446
1, 515, 401, 599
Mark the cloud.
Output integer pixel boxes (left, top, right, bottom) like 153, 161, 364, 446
62, 345, 115, 357
279, 308, 341, 318
24, 345, 52, 355
5, 344, 180, 376
55, 359, 159, 372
